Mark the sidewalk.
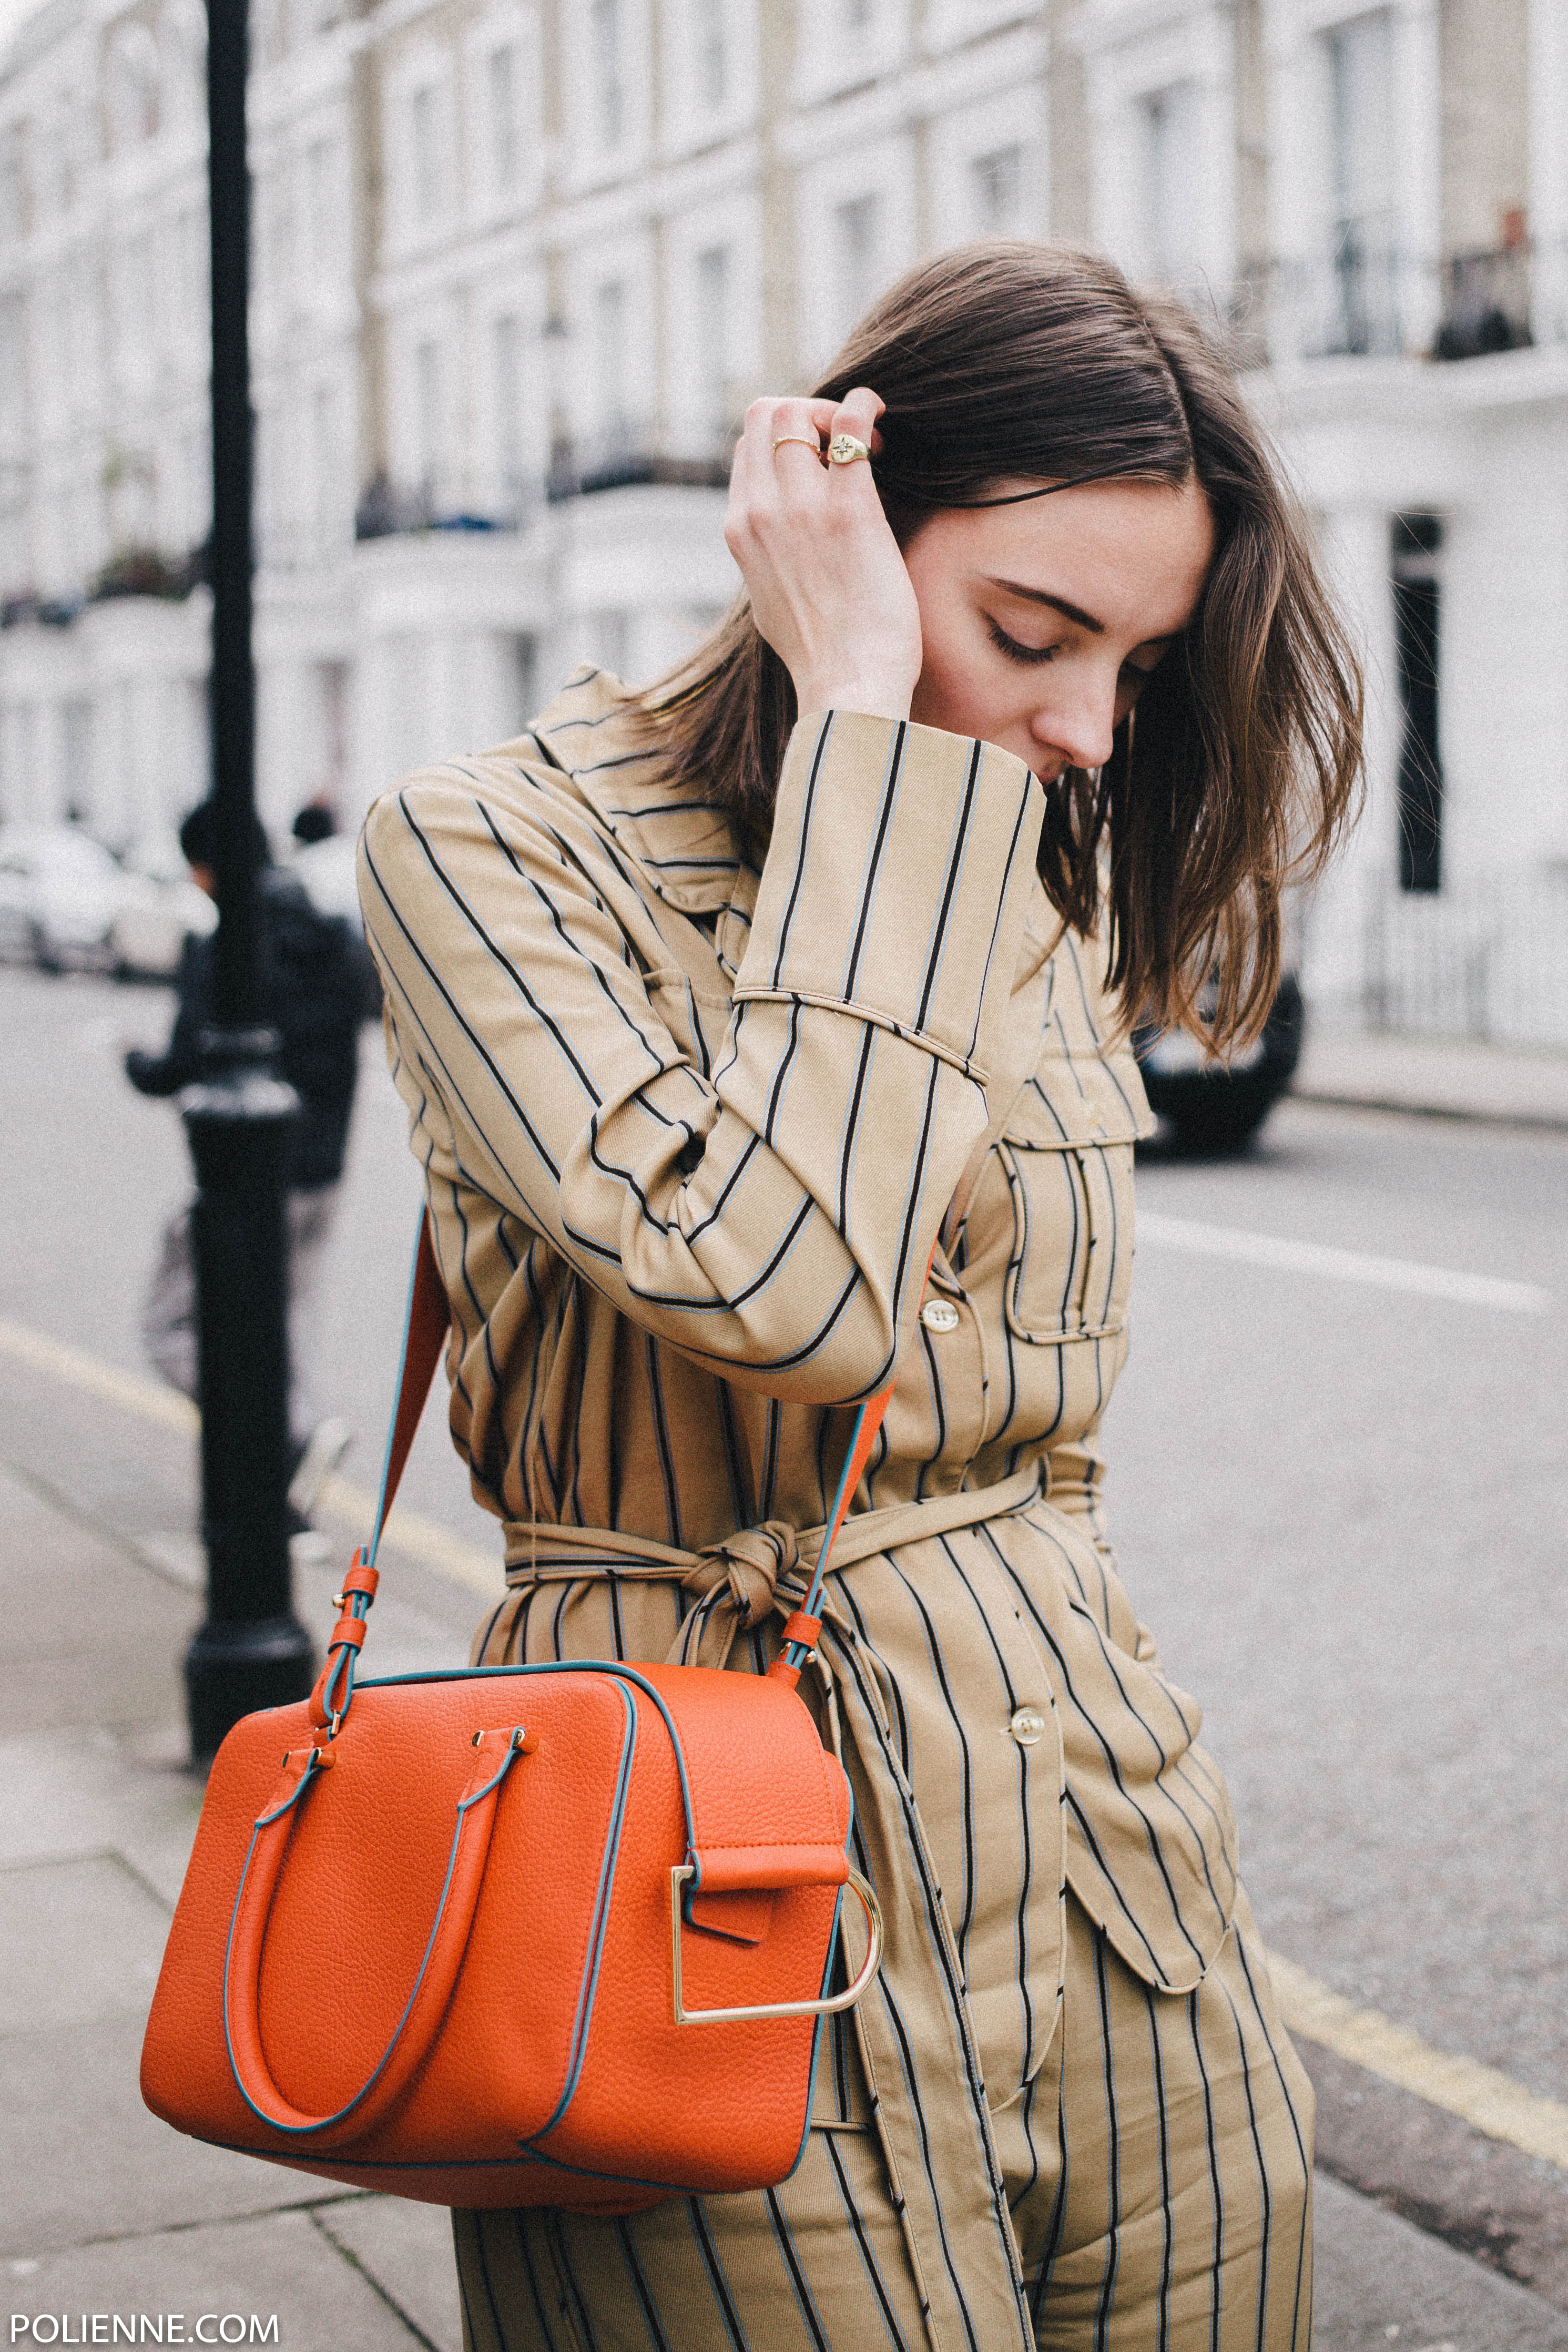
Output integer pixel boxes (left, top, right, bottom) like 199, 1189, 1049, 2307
6, 1467, 1568, 2351
1294, 1030, 1568, 1128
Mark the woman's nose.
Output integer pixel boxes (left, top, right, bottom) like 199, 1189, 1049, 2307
1030, 678, 1118, 776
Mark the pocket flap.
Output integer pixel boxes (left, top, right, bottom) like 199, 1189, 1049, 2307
1002, 1052, 1149, 1152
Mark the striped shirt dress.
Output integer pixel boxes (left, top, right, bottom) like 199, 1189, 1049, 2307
358, 669, 1316, 2352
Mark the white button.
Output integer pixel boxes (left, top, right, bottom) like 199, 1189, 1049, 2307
919, 1298, 960, 1333
1009, 1705, 1048, 1747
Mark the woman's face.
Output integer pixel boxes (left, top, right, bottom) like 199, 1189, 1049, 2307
903, 476, 1215, 782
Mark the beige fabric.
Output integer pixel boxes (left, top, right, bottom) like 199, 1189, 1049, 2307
359, 669, 1296, 2350
451, 1887, 1314, 2352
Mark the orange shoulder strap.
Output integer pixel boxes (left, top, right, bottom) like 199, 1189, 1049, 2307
365, 1213, 451, 1568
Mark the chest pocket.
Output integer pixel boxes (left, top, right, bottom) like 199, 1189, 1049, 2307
999, 1054, 1144, 1345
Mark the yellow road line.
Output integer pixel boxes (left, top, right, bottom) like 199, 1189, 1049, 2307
9, 1310, 1568, 2163
0, 1314, 504, 1598
0, 1317, 200, 1436
1266, 1948, 1568, 2170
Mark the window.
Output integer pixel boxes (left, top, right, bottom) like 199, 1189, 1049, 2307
53, 100, 77, 214
584, 609, 629, 675
694, 243, 729, 447
262, 165, 293, 303
108, 27, 160, 148
311, 383, 338, 548
63, 700, 92, 825
1326, 9, 1397, 353
180, 204, 209, 340
594, 278, 628, 448
181, 423, 208, 548
833, 194, 881, 341
694, 0, 727, 111
510, 634, 538, 731
115, 236, 154, 384
410, 83, 442, 224
305, 136, 338, 279
1392, 514, 1442, 894
592, 0, 624, 147
970, 145, 1022, 236
415, 338, 442, 497
0, 292, 23, 436
488, 45, 520, 191
0, 135, 25, 241
492, 312, 524, 499
1141, 82, 1203, 287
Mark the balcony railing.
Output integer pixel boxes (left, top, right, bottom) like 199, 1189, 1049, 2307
1432, 243, 1533, 361
545, 422, 732, 503
1362, 871, 1568, 1048
1232, 238, 1563, 369
348, 431, 734, 546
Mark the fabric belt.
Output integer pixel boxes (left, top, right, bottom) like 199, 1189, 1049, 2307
502, 1463, 1044, 1670
500, 1463, 1051, 2348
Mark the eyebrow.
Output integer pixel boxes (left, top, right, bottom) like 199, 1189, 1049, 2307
984, 576, 1106, 634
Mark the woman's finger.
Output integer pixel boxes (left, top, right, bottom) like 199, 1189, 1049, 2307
762, 399, 828, 481
802, 392, 885, 456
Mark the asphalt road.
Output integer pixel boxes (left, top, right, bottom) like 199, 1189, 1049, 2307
4, 961, 1567, 2305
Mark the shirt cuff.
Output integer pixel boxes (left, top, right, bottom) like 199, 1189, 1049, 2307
733, 710, 1044, 1085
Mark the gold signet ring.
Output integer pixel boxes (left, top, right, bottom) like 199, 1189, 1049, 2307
772, 434, 821, 455
828, 433, 872, 466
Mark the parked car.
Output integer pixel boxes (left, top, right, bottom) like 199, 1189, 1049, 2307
1133, 972, 1305, 1153
110, 842, 216, 979
0, 823, 125, 972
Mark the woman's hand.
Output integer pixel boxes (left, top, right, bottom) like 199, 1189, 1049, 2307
725, 388, 923, 724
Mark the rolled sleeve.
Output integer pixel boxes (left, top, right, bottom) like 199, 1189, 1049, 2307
359, 711, 1043, 1403
734, 711, 1043, 1086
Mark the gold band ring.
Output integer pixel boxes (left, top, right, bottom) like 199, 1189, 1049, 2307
827, 433, 872, 466
772, 434, 822, 456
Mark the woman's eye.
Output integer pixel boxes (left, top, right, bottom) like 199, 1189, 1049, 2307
985, 616, 1058, 666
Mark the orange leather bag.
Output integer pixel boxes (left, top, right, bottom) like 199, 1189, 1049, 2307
140, 1218, 887, 2213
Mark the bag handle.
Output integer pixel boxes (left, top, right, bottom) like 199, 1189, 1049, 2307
224, 1725, 536, 2144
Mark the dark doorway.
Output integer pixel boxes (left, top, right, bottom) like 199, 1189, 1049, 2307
1392, 513, 1443, 893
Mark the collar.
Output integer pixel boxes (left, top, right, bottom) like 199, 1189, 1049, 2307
529, 665, 750, 919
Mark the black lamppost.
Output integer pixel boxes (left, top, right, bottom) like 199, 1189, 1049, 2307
180, 0, 313, 1760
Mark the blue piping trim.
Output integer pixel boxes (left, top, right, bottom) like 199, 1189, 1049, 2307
525, 1682, 637, 2139
781, 1397, 871, 1675
253, 1753, 327, 1828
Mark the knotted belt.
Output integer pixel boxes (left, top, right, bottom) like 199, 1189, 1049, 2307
501, 1462, 1045, 1669
496, 1462, 1054, 2350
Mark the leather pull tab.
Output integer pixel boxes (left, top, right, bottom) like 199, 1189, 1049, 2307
254, 1740, 332, 1827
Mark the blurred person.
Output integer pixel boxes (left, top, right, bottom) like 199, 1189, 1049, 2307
291, 799, 337, 846
358, 246, 1362, 2350
125, 798, 370, 1521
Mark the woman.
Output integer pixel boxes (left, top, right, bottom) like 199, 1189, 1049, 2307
359, 244, 1362, 2351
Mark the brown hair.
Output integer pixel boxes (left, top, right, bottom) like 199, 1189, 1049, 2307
633, 242, 1363, 1046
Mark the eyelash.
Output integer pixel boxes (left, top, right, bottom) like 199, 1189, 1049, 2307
985, 617, 1057, 666
985, 615, 1161, 685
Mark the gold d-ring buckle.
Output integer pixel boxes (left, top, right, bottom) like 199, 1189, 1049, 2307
668, 1864, 884, 2026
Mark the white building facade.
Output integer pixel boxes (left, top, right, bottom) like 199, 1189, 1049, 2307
1, 0, 1563, 1043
